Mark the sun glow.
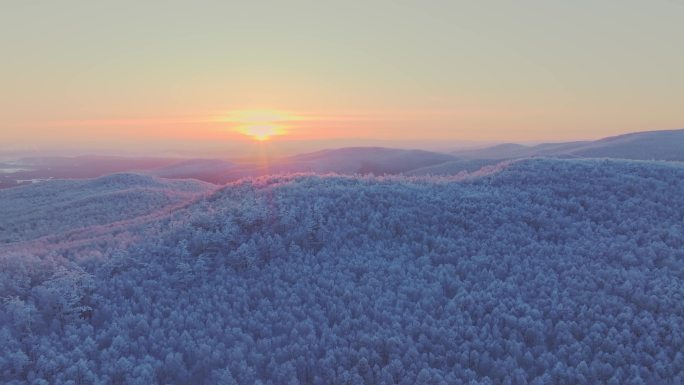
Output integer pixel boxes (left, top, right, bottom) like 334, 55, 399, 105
239, 123, 285, 141
224, 109, 297, 141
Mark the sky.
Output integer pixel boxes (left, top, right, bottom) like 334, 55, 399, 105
1, 0, 683, 157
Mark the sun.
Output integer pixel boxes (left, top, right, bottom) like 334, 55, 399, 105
240, 123, 284, 141
224, 109, 296, 141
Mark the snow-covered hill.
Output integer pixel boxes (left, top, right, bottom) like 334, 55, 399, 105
3, 130, 682, 189
0, 173, 213, 244
1, 159, 683, 384
404, 158, 501, 176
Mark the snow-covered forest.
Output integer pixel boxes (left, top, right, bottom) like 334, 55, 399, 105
1, 158, 683, 384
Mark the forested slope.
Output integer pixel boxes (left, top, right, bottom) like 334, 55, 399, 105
1, 159, 683, 384
0, 173, 213, 244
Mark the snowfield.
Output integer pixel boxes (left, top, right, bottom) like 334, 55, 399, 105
1, 158, 683, 384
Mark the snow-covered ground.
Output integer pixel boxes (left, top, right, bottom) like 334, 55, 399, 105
1, 158, 683, 384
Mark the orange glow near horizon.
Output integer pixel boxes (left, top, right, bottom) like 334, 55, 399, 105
2, 2, 683, 155
238, 123, 285, 141
219, 109, 299, 141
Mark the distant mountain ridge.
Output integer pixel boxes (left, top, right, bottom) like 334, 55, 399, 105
1, 129, 682, 189
454, 128, 684, 160
286, 147, 457, 174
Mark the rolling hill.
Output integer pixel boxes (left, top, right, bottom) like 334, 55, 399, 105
1, 158, 682, 384
455, 128, 684, 160
2, 129, 682, 190
284, 147, 458, 174
0, 173, 213, 244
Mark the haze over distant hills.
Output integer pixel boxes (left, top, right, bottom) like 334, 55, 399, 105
144, 148, 458, 184
454, 129, 684, 160
0, 156, 181, 189
0, 148, 462, 187
2, 129, 683, 384
1, 128, 682, 189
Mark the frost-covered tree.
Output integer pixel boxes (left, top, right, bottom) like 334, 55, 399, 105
1, 159, 683, 384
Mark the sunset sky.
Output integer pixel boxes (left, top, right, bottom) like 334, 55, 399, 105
1, 0, 682, 157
